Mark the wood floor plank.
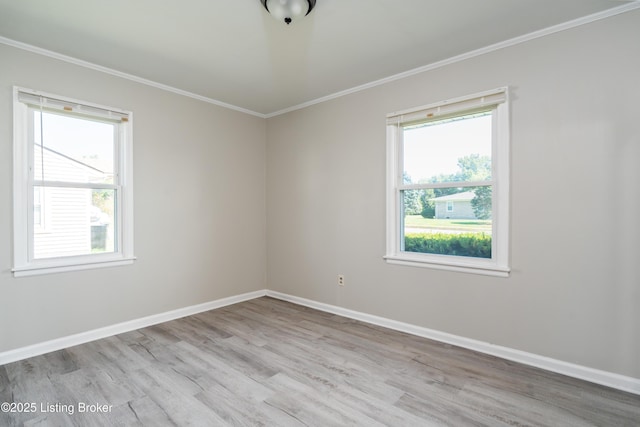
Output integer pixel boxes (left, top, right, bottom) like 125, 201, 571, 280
265, 372, 386, 427
2, 296, 639, 426
126, 367, 228, 426
121, 395, 175, 426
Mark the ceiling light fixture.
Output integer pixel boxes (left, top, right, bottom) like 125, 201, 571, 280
261, 0, 316, 25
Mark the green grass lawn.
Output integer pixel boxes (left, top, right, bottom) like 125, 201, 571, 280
404, 215, 492, 232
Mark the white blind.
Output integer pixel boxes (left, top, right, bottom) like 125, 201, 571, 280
17, 90, 130, 122
387, 87, 507, 126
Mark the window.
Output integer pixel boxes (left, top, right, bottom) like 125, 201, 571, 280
385, 88, 509, 277
13, 87, 135, 277
446, 201, 454, 213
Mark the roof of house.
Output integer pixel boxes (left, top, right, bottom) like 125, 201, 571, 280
432, 191, 476, 202
37, 144, 106, 174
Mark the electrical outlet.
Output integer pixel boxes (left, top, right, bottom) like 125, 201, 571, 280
337, 275, 345, 286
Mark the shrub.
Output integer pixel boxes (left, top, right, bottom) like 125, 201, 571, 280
404, 232, 491, 258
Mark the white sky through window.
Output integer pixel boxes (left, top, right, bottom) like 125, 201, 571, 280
403, 113, 492, 183
34, 111, 115, 175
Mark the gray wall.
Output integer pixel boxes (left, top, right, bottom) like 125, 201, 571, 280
0, 44, 267, 352
266, 11, 640, 378
1, 10, 638, 381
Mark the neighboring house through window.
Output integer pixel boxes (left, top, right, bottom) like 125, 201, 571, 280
13, 87, 135, 276
385, 87, 510, 276
446, 200, 454, 214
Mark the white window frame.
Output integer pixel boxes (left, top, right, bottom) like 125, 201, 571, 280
385, 87, 510, 277
33, 186, 49, 232
12, 87, 135, 277
446, 201, 454, 213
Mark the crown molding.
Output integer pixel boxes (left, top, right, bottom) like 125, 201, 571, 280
2, 2, 638, 119
264, 2, 640, 118
0, 36, 267, 118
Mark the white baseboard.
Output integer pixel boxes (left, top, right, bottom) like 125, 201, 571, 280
2, 288, 638, 396
0, 290, 267, 366
266, 290, 640, 395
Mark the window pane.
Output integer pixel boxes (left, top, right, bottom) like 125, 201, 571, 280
33, 111, 115, 184
33, 187, 43, 227
33, 187, 116, 259
402, 186, 492, 258
402, 112, 492, 184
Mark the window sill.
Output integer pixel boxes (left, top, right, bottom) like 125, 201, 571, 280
13, 256, 136, 277
384, 254, 509, 277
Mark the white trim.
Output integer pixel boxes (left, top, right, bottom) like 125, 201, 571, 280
264, 3, 640, 117
0, 36, 266, 119
1, 4, 638, 118
13, 87, 136, 276
386, 88, 509, 275
17, 89, 130, 120
266, 291, 640, 395
12, 257, 136, 277
387, 87, 507, 124
383, 255, 509, 277
1, 288, 638, 395
0, 290, 267, 366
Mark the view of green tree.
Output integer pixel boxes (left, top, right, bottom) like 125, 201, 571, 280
92, 190, 114, 218
405, 154, 492, 214
455, 155, 492, 219
403, 154, 493, 258
402, 172, 422, 215
419, 188, 435, 218
455, 154, 491, 181
403, 190, 422, 215
471, 186, 492, 219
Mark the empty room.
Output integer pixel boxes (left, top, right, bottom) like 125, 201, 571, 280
1, 0, 639, 425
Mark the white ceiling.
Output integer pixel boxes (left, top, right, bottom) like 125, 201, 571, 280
0, 0, 637, 116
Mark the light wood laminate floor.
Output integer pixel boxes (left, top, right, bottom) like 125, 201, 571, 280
1, 297, 639, 426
